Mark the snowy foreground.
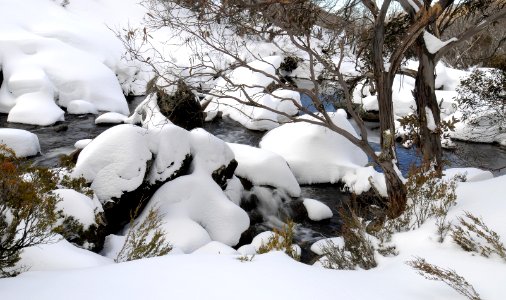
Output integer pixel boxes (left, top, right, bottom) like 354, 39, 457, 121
1, 175, 505, 300
1, 1, 506, 299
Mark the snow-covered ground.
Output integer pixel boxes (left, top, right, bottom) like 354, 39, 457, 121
1, 1, 506, 299
0, 174, 505, 299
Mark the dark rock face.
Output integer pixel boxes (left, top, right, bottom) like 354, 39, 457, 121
212, 159, 238, 189
156, 80, 204, 131
103, 154, 192, 235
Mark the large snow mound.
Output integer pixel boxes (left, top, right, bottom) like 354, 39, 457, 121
0, 128, 40, 157
138, 173, 250, 251
0, 0, 129, 125
260, 110, 370, 185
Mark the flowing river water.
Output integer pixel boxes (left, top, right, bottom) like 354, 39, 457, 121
1, 96, 505, 262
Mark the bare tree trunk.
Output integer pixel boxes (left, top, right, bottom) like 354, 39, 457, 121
372, 19, 407, 218
414, 37, 443, 172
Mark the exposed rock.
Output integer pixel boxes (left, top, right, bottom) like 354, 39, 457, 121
212, 159, 238, 189
155, 79, 204, 130
103, 154, 191, 234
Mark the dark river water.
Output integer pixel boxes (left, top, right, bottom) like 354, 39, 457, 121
1, 96, 505, 262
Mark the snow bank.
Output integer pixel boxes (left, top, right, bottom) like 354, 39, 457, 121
193, 241, 239, 255
0, 0, 129, 126
443, 168, 493, 182
0, 128, 40, 157
228, 143, 301, 197
18, 238, 112, 272
74, 139, 92, 149
205, 56, 302, 131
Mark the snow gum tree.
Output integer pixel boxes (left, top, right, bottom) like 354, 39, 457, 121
118, 0, 476, 219
398, 0, 506, 171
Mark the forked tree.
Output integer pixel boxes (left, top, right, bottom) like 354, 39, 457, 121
119, 0, 465, 218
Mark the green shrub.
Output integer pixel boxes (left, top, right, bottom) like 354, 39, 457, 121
116, 208, 172, 263
258, 220, 300, 261
0, 145, 60, 277
319, 210, 377, 270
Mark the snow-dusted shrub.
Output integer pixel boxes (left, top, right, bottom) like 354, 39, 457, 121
116, 208, 172, 263
455, 69, 505, 131
319, 210, 377, 270
0, 145, 60, 277
451, 212, 506, 262
257, 220, 300, 261
380, 163, 461, 242
407, 257, 481, 300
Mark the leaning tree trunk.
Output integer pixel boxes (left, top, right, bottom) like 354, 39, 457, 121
414, 37, 443, 172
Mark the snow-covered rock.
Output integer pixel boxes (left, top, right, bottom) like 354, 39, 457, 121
67, 100, 98, 115
74, 139, 92, 149
260, 110, 368, 185
302, 198, 333, 221
95, 112, 128, 125
72, 124, 191, 202
0, 128, 40, 157
138, 173, 249, 251
228, 143, 301, 197
53, 189, 102, 229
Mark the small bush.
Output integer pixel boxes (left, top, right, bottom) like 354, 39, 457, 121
455, 69, 505, 131
319, 210, 377, 270
116, 208, 172, 263
0, 145, 60, 277
407, 257, 481, 300
258, 220, 300, 261
452, 212, 506, 261
380, 163, 459, 242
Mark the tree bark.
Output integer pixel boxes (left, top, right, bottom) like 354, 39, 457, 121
414, 37, 443, 172
371, 16, 407, 218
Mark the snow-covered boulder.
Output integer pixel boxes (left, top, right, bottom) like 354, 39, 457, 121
190, 128, 237, 188
72, 124, 192, 233
95, 112, 128, 125
302, 198, 333, 221
0, 128, 40, 157
260, 110, 369, 185
137, 173, 250, 252
67, 100, 98, 115
53, 189, 106, 251
228, 143, 301, 197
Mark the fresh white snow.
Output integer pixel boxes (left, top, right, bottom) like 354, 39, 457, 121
0, 128, 40, 157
